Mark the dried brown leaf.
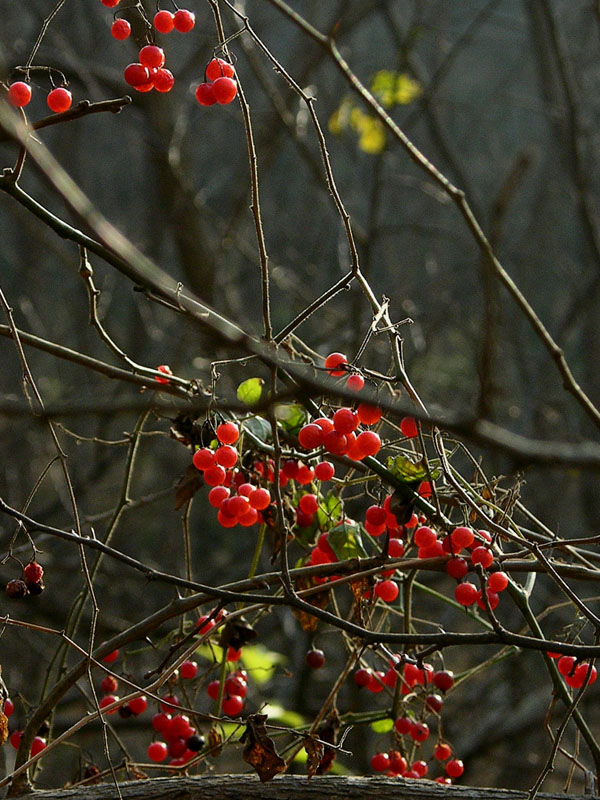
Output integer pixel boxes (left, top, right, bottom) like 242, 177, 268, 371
241, 713, 287, 782
174, 464, 204, 510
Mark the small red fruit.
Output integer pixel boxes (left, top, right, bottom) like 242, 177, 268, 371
3, 698, 14, 716
410, 721, 429, 742
148, 741, 168, 762
203, 465, 227, 486
471, 546, 494, 569
154, 10, 175, 32
346, 374, 365, 391
101, 675, 118, 695
153, 69, 175, 93
102, 648, 119, 664
152, 712, 171, 732
195, 82, 216, 106
435, 742, 452, 760
488, 571, 509, 592
374, 579, 399, 603
9, 731, 22, 750
446, 557, 469, 580
111, 19, 131, 39
206, 58, 235, 81
400, 416, 418, 438
324, 352, 348, 376
298, 423, 324, 450
371, 752, 390, 772
353, 668, 372, 687
314, 461, 335, 481
305, 648, 325, 669
139, 45, 165, 68
99, 694, 120, 714
216, 421, 239, 444
47, 87, 72, 113
23, 561, 44, 583
354, 430, 381, 457
124, 63, 151, 87
101, 0, 120, 6
129, 695, 147, 715
211, 76, 237, 105
8, 81, 32, 107
174, 9, 195, 32
446, 759, 464, 777
31, 737, 46, 757
155, 364, 172, 384
222, 694, 244, 716
455, 582, 478, 606
180, 660, 198, 679
433, 670, 454, 692
356, 403, 382, 425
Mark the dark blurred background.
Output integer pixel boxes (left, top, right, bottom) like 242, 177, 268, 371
1, 0, 600, 792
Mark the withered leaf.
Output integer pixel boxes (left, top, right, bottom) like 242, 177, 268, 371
0, 711, 7, 747
174, 465, 204, 510
291, 578, 330, 632
349, 576, 370, 604
208, 725, 223, 758
241, 713, 286, 782
303, 734, 324, 781
315, 708, 340, 775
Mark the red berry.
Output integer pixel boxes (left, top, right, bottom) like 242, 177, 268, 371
356, 403, 382, 425
47, 87, 72, 113
471, 546, 494, 569
314, 461, 334, 481
446, 759, 464, 777
111, 19, 131, 39
451, 526, 474, 550
388, 538, 404, 557
367, 671, 386, 693
102, 648, 119, 664
101, 675, 118, 695
8, 81, 32, 107
410, 721, 429, 742
203, 465, 227, 486
195, 82, 217, 106
9, 730, 22, 750
101, 0, 120, 6
212, 77, 237, 105
148, 741, 168, 762
566, 662, 598, 688
412, 760, 428, 777
446, 557, 469, 580
192, 448, 215, 471
389, 751, 407, 774
207, 680, 220, 700
400, 416, 418, 438
435, 743, 452, 760
557, 655, 577, 676
225, 675, 247, 697
248, 487, 270, 510
99, 695, 120, 714
305, 648, 325, 669
174, 9, 195, 32
222, 694, 244, 716
476, 589, 499, 611
374, 579, 399, 603
299, 493, 319, 515
298, 423, 324, 450
4, 698, 14, 717
354, 431, 381, 457
139, 45, 165, 68
31, 736, 46, 757
208, 486, 230, 508
324, 352, 348, 376
414, 526, 437, 548
155, 364, 172, 384
394, 716, 412, 735
365, 505, 387, 526
205, 58, 235, 81
425, 693, 444, 713
371, 752, 390, 772
323, 429, 348, 455
153, 68, 175, 93
333, 407, 358, 434
154, 10, 175, 32
296, 464, 315, 484
23, 561, 44, 583
152, 712, 171, 732
129, 696, 147, 715
346, 374, 365, 391
353, 668, 372, 687
455, 582, 478, 606
433, 670, 455, 692
215, 445, 238, 468
488, 571, 509, 592
216, 421, 239, 445
160, 693, 179, 712
227, 647, 242, 662
124, 63, 151, 87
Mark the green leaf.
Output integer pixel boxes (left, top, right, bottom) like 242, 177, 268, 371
237, 377, 264, 406
238, 644, 286, 685
387, 455, 441, 483
316, 491, 343, 531
371, 718, 394, 733
275, 403, 307, 434
261, 703, 305, 728
243, 415, 272, 443
328, 522, 367, 560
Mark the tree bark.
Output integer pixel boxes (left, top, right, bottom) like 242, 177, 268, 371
11, 775, 597, 800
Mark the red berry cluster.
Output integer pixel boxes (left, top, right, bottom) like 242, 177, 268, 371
548, 653, 598, 689
195, 59, 237, 106
356, 658, 464, 782
5, 561, 45, 599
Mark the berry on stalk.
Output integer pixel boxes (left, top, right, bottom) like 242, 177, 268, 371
8, 82, 32, 107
